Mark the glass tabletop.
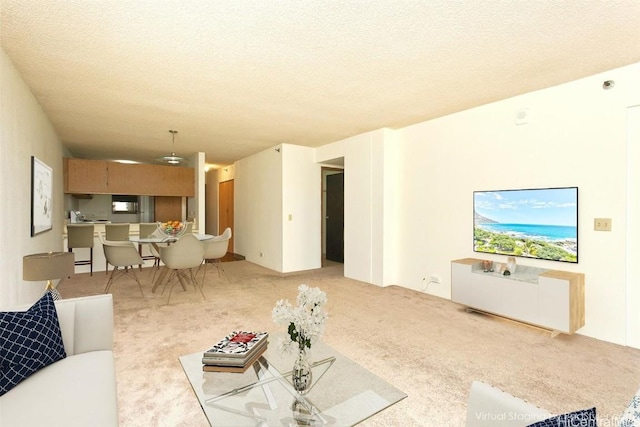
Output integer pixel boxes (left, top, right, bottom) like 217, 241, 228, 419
179, 339, 406, 426
129, 233, 214, 243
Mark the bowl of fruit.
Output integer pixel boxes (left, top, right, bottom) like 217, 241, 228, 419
157, 220, 187, 240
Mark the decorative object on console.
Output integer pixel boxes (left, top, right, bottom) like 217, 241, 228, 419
272, 284, 328, 394
23, 251, 74, 300
474, 187, 578, 263
482, 260, 494, 272
506, 256, 517, 274
0, 292, 66, 396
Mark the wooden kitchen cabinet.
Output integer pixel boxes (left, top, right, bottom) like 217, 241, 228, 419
64, 158, 195, 196
115, 163, 195, 196
64, 158, 109, 194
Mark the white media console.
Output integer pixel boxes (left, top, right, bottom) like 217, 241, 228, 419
451, 258, 585, 335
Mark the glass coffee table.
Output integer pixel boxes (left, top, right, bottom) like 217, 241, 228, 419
179, 339, 406, 426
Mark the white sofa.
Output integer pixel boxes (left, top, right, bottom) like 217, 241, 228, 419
466, 381, 551, 427
0, 294, 119, 426
467, 380, 640, 427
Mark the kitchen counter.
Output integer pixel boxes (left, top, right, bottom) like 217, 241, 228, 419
62, 222, 200, 274
63, 222, 199, 237
65, 223, 149, 237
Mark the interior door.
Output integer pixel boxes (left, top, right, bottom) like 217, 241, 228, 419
154, 196, 183, 223
219, 180, 234, 253
325, 173, 344, 263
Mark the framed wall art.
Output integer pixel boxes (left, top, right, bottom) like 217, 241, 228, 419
31, 156, 53, 236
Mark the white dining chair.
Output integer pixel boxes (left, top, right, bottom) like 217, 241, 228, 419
104, 223, 130, 274
100, 232, 144, 296
67, 224, 95, 276
137, 222, 160, 270
159, 234, 205, 303
199, 227, 232, 286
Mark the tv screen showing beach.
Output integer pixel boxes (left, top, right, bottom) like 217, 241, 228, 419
473, 187, 578, 263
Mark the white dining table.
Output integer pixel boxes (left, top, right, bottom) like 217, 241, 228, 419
128, 233, 214, 244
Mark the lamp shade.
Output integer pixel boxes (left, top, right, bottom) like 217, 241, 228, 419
23, 252, 74, 281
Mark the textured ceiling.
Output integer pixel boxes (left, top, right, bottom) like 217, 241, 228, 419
2, 1, 640, 167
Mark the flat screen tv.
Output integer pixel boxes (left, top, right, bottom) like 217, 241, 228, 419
473, 187, 578, 263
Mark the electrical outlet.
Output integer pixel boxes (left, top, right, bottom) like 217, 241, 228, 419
425, 274, 441, 284
594, 218, 612, 231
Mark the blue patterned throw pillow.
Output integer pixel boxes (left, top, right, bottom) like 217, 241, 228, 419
0, 292, 66, 396
527, 407, 597, 427
619, 386, 640, 427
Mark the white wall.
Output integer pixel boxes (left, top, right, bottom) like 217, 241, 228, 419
282, 144, 322, 272
234, 145, 283, 271
234, 144, 321, 273
0, 48, 66, 308
379, 128, 399, 286
186, 152, 206, 231
342, 129, 398, 286
627, 105, 640, 348
393, 62, 640, 346
344, 133, 374, 282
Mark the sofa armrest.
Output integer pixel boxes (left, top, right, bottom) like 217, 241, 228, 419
55, 294, 114, 355
466, 381, 552, 427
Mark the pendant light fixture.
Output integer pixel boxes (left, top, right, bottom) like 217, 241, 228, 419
157, 129, 184, 165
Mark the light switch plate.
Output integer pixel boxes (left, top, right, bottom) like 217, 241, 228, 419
594, 218, 612, 231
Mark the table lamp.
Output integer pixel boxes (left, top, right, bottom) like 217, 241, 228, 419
23, 252, 74, 300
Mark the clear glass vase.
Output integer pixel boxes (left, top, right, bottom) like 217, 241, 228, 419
292, 349, 312, 394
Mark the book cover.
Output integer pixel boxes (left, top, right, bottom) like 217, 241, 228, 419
203, 331, 268, 358
202, 346, 267, 373
202, 340, 268, 366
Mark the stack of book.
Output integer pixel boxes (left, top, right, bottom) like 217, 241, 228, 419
202, 331, 268, 373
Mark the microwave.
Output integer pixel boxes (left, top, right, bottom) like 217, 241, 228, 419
112, 195, 139, 214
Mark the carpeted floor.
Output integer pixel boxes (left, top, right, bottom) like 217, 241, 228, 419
58, 260, 640, 426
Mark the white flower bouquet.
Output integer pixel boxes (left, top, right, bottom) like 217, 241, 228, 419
272, 284, 328, 354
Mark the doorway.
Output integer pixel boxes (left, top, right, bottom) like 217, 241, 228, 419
219, 180, 234, 253
324, 170, 344, 263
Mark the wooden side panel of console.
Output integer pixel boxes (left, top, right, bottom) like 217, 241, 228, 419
539, 270, 585, 334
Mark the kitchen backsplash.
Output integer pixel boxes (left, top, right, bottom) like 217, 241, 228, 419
65, 194, 154, 223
